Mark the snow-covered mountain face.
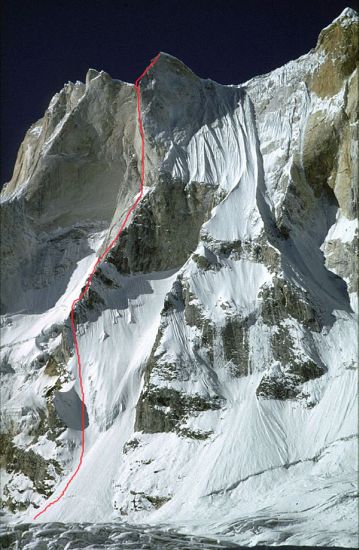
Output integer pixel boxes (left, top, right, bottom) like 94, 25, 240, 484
1, 7, 358, 546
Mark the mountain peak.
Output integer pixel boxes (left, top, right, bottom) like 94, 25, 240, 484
149, 51, 198, 82
324, 5, 359, 30
337, 6, 359, 20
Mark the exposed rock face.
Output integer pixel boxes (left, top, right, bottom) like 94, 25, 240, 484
310, 10, 358, 98
0, 8, 358, 547
324, 235, 358, 292
1, 434, 62, 512
135, 385, 222, 435
260, 277, 322, 331
108, 177, 218, 273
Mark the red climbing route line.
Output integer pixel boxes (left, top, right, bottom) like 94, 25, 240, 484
33, 53, 161, 521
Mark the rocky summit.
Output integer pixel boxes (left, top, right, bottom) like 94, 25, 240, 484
0, 7, 358, 547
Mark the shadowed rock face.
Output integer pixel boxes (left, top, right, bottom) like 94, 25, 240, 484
107, 177, 218, 274
53, 387, 89, 431
0, 73, 145, 316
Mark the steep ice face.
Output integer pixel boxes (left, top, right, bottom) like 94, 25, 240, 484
1, 8, 358, 547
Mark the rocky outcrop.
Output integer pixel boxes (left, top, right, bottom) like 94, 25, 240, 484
220, 316, 252, 377
256, 360, 323, 401
135, 385, 222, 434
256, 324, 327, 402
108, 177, 218, 274
310, 8, 358, 98
324, 235, 358, 293
0, 434, 62, 512
260, 277, 322, 331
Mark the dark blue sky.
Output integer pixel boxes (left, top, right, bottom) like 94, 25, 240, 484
1, 0, 356, 183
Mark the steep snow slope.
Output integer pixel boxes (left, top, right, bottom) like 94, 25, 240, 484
1, 7, 358, 547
